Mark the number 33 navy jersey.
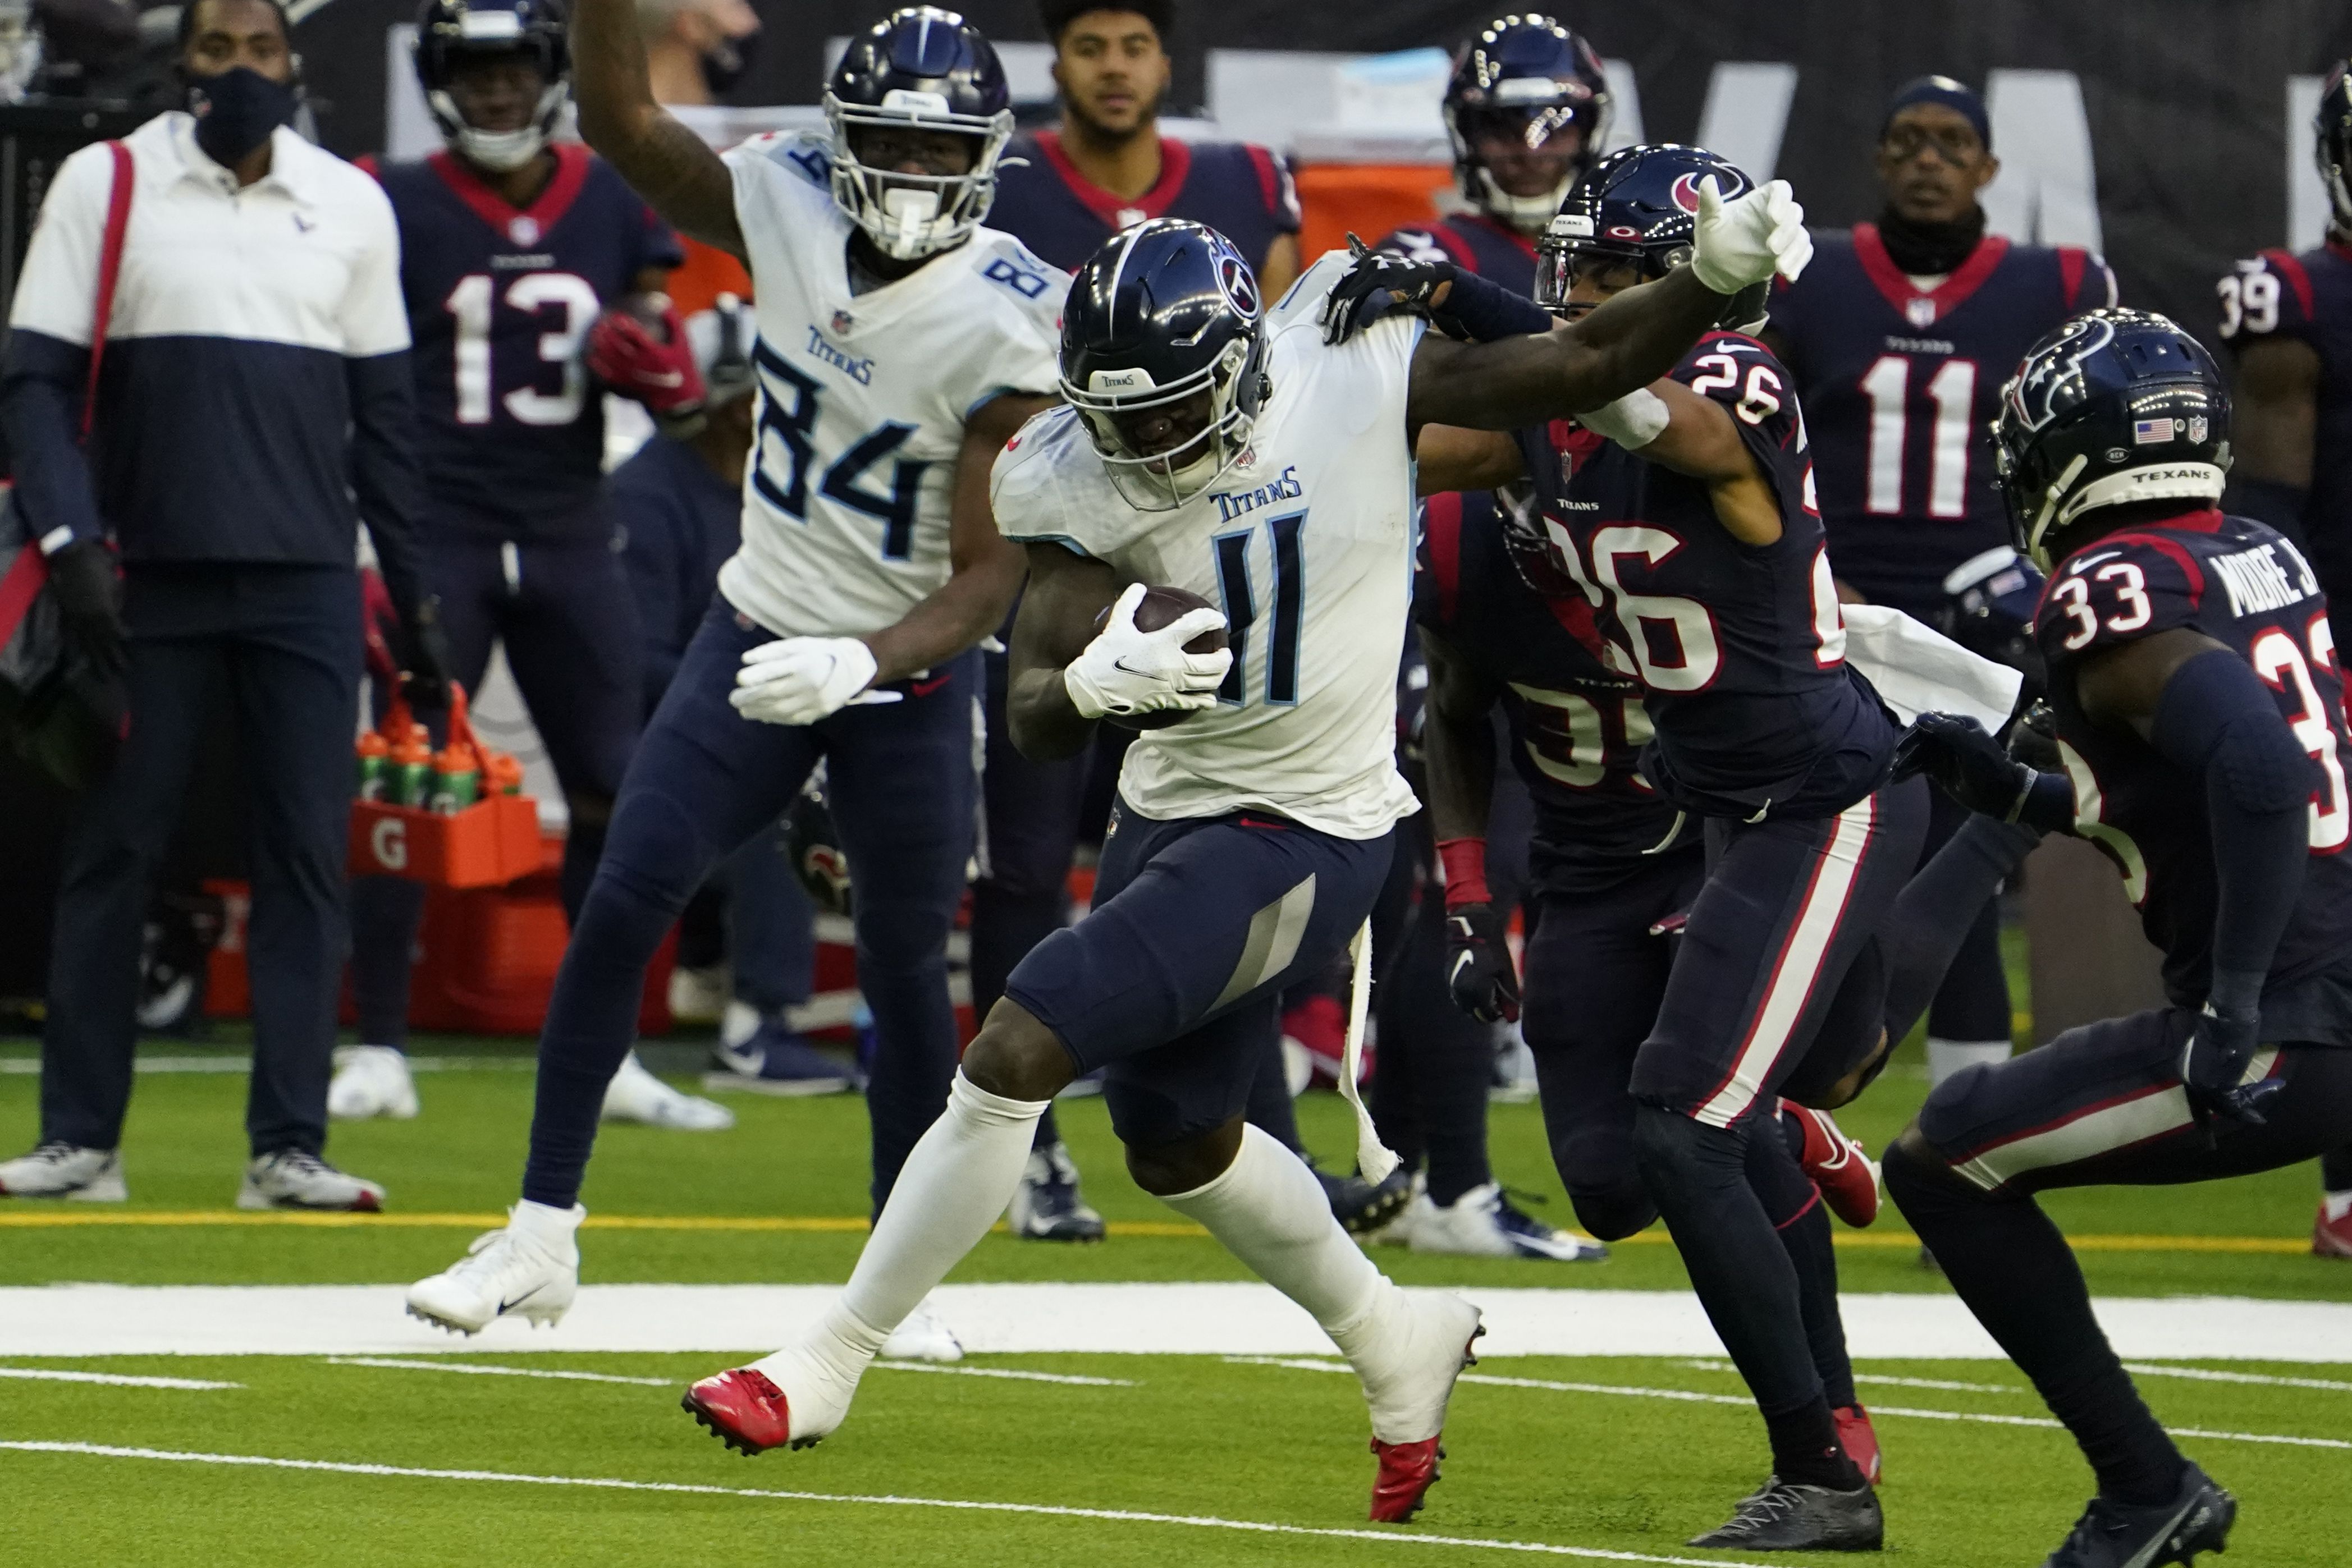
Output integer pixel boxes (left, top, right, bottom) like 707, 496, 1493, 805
2040, 509, 2352, 1008
373, 144, 683, 541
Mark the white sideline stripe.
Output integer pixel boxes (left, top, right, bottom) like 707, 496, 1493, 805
325, 1358, 673, 1387
0, 1367, 240, 1390
874, 1362, 1138, 1387
0, 1441, 1761, 1567
2124, 1363, 2352, 1393
1677, 1359, 2022, 1393
7, 1283, 2352, 1363
0, 1056, 540, 1076
1234, 1358, 2352, 1450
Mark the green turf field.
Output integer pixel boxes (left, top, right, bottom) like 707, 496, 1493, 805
2, 1030, 2345, 1564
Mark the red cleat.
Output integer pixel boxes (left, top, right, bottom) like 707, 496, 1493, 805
1784, 1101, 1880, 1228
2314, 1200, 2352, 1258
1370, 1436, 1443, 1522
681, 1367, 808, 1456
1834, 1403, 1883, 1486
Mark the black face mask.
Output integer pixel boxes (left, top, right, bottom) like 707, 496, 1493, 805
186, 65, 297, 167
699, 30, 758, 98
1875, 202, 1987, 277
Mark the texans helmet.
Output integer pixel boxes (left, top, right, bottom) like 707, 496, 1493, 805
1538, 144, 1768, 330
1935, 544, 2048, 700
2317, 61, 2352, 229
1992, 308, 2231, 570
414, 0, 569, 174
825, 7, 1014, 260
783, 776, 852, 918
1444, 16, 1612, 235
1060, 218, 1270, 511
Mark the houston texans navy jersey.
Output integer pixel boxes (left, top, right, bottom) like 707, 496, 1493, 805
374, 145, 683, 540
2217, 242, 2352, 607
987, 131, 1299, 276
2039, 509, 2352, 1007
1772, 226, 2115, 611
1414, 487, 1690, 871
1518, 332, 1900, 819
1375, 210, 1539, 297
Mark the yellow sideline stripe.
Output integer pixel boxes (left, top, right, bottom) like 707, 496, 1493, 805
0, 1210, 2314, 1253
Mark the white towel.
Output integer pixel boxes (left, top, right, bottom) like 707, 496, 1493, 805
1840, 603, 2024, 733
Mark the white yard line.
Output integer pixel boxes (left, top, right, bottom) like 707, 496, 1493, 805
0, 1367, 239, 1390
1233, 1358, 2352, 1451
2123, 1363, 2352, 1393
0, 1055, 539, 1076
873, 1362, 1138, 1387
324, 1358, 673, 1387
0, 1440, 1764, 1566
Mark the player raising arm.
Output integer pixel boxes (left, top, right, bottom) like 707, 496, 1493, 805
670, 166, 1810, 1523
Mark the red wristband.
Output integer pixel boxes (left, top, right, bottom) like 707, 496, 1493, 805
1435, 837, 1491, 910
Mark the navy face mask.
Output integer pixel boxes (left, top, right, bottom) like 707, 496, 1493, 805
186, 65, 297, 167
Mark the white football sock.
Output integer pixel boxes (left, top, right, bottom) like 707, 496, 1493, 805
827, 1072, 1048, 1352
1926, 1035, 2012, 1089
1159, 1122, 1388, 1343
2324, 1190, 2352, 1224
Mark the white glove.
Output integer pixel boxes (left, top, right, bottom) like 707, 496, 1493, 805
731, 636, 879, 726
1691, 176, 1814, 294
1064, 584, 1232, 720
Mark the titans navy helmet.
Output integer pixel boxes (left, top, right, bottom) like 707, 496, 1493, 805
413, 0, 570, 173
1538, 144, 1768, 331
825, 7, 1014, 260
1444, 16, 1612, 235
1060, 218, 1270, 512
1992, 308, 2231, 568
2318, 61, 2352, 230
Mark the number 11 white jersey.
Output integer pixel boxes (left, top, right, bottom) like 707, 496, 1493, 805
990, 251, 1424, 840
718, 131, 1067, 639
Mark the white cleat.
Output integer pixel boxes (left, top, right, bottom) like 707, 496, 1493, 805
879, 1298, 963, 1363
328, 1044, 419, 1121
602, 1051, 735, 1131
237, 1149, 386, 1212
1410, 1183, 1608, 1262
406, 1201, 584, 1335
0, 1141, 125, 1201
1345, 1286, 1484, 1446
1364, 1175, 1430, 1248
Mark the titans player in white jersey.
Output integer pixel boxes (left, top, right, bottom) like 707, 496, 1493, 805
406, 8, 1061, 1363
676, 186, 1813, 1517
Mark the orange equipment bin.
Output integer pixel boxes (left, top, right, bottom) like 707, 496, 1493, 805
1293, 162, 1453, 266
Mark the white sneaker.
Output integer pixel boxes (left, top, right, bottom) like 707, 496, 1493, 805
602, 1051, 735, 1130
667, 964, 730, 1026
1411, 1182, 1608, 1262
1365, 1173, 1431, 1248
1340, 1286, 1484, 1444
237, 1149, 387, 1211
880, 1297, 963, 1363
0, 1141, 125, 1201
406, 1200, 584, 1334
328, 1045, 419, 1121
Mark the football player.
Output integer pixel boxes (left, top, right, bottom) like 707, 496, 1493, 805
1889, 308, 2352, 1568
1398, 144, 1925, 1548
669, 171, 1813, 1517
2214, 61, 2352, 1257
405, 6, 1067, 1364
333, 0, 730, 1130
1767, 75, 2115, 1104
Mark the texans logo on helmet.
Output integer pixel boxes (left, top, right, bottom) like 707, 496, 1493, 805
1217, 255, 1260, 319
2007, 313, 2117, 431
1669, 172, 1706, 214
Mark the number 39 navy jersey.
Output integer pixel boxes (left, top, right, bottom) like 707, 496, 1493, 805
2039, 510, 2352, 1010
373, 145, 682, 540
2216, 244, 2352, 606
1518, 332, 1900, 820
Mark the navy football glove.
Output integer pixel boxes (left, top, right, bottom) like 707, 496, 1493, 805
1444, 902, 1521, 1024
2181, 1003, 2286, 1130
45, 537, 124, 680
1894, 711, 2075, 832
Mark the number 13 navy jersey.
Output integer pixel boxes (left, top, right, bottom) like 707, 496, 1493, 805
2039, 509, 2352, 1011
374, 145, 681, 541
1518, 332, 1900, 820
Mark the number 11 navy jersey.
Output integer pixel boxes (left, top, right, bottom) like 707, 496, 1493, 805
374, 144, 682, 541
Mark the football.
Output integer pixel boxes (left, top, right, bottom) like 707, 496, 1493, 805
1093, 584, 1227, 730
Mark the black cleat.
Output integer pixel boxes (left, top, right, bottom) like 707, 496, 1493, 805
1317, 1162, 1415, 1236
2043, 1464, 2236, 1567
1690, 1477, 1884, 1552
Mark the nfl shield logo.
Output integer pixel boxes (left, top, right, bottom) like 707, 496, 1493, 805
1905, 297, 1938, 328
831, 310, 854, 336
507, 216, 541, 247
2188, 415, 2209, 443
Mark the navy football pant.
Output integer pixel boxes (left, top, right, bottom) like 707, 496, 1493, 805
1889, 1017, 2352, 1502
1006, 798, 1392, 1151
44, 565, 359, 1157
520, 597, 976, 1216
1918, 786, 2013, 1046
1369, 817, 1497, 1206
350, 535, 642, 1046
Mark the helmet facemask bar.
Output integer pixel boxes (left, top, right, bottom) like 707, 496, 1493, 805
418, 6, 570, 176
826, 92, 1014, 260
2321, 111, 2352, 231
427, 74, 568, 172
1063, 337, 1260, 512
1453, 102, 1602, 233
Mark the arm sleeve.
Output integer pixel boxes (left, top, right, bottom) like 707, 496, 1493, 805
339, 188, 427, 616
2, 142, 114, 551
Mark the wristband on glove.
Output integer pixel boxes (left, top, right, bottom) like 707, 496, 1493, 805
2011, 769, 2077, 834
1435, 836, 1491, 909
1575, 388, 1672, 451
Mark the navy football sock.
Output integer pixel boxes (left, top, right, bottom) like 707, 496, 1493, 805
1884, 1142, 2186, 1505
347, 875, 425, 1049
1764, 1109, 1856, 1410
2323, 1144, 2352, 1193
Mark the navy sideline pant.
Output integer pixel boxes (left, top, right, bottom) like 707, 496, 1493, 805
521, 595, 976, 1217
43, 563, 361, 1157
